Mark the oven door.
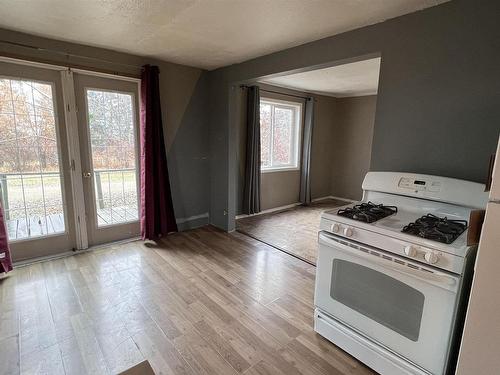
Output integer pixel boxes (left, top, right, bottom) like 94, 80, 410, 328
315, 231, 460, 375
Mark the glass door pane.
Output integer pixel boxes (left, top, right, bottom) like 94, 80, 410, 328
86, 89, 139, 226
74, 73, 140, 246
0, 78, 65, 240
0, 61, 76, 261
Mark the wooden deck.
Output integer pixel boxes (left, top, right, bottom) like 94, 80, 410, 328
6, 213, 65, 240
6, 206, 139, 240
96, 206, 138, 226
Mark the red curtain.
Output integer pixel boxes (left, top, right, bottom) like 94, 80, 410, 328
140, 65, 178, 240
0, 201, 12, 273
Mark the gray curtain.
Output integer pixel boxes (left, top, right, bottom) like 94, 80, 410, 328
243, 86, 261, 214
300, 97, 314, 205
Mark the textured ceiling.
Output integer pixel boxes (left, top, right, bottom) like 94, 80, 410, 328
260, 57, 381, 97
0, 0, 448, 70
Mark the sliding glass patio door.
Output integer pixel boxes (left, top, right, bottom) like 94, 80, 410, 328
73, 73, 140, 246
0, 61, 76, 260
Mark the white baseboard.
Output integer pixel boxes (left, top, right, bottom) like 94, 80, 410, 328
236, 196, 356, 220
312, 195, 356, 203
311, 195, 331, 202
236, 202, 302, 220
176, 212, 209, 231
236, 195, 357, 220
176, 212, 209, 224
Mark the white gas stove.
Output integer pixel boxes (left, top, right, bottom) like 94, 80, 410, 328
314, 172, 488, 375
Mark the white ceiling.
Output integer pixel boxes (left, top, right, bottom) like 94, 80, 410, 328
260, 57, 381, 97
0, 0, 448, 70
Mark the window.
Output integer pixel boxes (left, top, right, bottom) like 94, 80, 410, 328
260, 98, 302, 172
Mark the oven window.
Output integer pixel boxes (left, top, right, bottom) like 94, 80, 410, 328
330, 259, 424, 341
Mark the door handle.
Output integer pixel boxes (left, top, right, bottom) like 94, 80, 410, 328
83, 172, 92, 178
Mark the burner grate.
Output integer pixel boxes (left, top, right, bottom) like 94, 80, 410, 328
402, 214, 468, 244
337, 202, 398, 223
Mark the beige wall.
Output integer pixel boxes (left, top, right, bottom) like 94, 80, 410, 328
311, 94, 377, 202
260, 170, 301, 210
331, 95, 377, 200
236, 82, 377, 213
310, 95, 337, 199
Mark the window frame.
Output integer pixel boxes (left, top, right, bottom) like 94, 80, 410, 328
259, 97, 303, 173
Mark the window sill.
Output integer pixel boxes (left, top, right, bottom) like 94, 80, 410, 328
261, 167, 300, 174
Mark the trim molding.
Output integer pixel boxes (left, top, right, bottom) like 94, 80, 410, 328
236, 202, 302, 220
236, 195, 355, 220
176, 212, 209, 231
0, 55, 140, 81
312, 195, 356, 203
61, 70, 88, 250
13, 236, 141, 268
176, 212, 209, 224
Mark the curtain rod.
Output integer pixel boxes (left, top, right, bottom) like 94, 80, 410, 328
0, 39, 142, 70
240, 85, 311, 100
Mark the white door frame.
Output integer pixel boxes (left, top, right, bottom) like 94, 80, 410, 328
0, 55, 141, 252
60, 70, 88, 249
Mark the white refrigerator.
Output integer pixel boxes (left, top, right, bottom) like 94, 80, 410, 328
456, 136, 500, 374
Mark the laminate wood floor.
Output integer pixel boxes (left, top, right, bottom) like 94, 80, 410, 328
236, 199, 350, 264
0, 226, 375, 375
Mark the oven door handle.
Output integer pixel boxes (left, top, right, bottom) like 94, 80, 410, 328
319, 231, 459, 291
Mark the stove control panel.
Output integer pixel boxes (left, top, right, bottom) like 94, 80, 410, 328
424, 251, 440, 264
404, 245, 418, 257
321, 217, 461, 273
398, 177, 442, 192
343, 227, 354, 237
330, 223, 355, 238
403, 245, 440, 264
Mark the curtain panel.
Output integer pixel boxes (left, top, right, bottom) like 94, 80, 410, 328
0, 200, 12, 273
140, 65, 178, 240
243, 86, 261, 214
299, 97, 314, 205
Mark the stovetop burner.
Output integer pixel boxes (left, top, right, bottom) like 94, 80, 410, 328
402, 214, 468, 244
337, 202, 398, 223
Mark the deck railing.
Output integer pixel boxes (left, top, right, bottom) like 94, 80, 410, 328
0, 171, 61, 221
0, 168, 137, 220
93, 167, 136, 210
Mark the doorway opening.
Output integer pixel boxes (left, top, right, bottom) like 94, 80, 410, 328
235, 56, 381, 264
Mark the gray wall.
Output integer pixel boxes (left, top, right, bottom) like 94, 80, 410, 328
0, 28, 210, 230
209, 0, 500, 231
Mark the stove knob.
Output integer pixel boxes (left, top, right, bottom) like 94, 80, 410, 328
331, 223, 340, 233
343, 227, 354, 237
404, 245, 417, 257
424, 251, 439, 264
